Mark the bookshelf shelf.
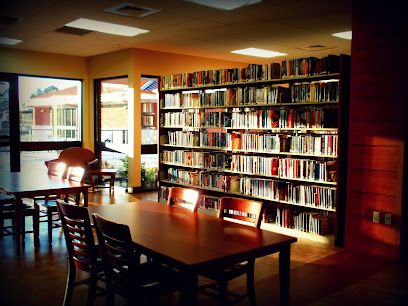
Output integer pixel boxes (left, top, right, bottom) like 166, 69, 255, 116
158, 55, 350, 244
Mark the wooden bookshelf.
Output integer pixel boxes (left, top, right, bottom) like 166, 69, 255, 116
158, 55, 350, 245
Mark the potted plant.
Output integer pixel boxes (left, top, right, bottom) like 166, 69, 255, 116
141, 162, 157, 190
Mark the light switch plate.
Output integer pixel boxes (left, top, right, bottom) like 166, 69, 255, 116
385, 214, 391, 225
373, 211, 380, 223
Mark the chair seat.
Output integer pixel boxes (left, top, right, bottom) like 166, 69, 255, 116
200, 261, 249, 282
3, 203, 32, 211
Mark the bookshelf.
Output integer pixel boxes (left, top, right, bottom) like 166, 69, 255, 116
158, 54, 350, 245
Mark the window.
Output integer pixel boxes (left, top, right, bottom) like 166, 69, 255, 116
19, 76, 82, 142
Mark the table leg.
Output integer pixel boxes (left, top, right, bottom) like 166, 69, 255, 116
82, 187, 88, 207
279, 245, 291, 306
14, 197, 22, 254
109, 174, 116, 193
180, 271, 198, 306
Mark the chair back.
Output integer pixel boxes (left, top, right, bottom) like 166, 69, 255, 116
67, 166, 85, 183
47, 161, 66, 178
92, 213, 139, 298
56, 200, 98, 272
167, 187, 199, 212
218, 197, 263, 228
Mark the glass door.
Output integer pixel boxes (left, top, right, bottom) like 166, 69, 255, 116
141, 76, 159, 190
95, 76, 129, 188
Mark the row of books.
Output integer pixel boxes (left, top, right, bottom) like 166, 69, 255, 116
162, 149, 336, 183
142, 102, 156, 113
161, 55, 340, 89
141, 116, 155, 127
161, 63, 282, 89
287, 184, 336, 209
291, 81, 339, 103
166, 168, 236, 192
239, 177, 336, 209
279, 158, 336, 182
165, 131, 338, 157
162, 86, 291, 108
164, 168, 336, 210
281, 55, 340, 78
276, 208, 330, 235
162, 150, 229, 169
162, 108, 337, 130
288, 134, 338, 156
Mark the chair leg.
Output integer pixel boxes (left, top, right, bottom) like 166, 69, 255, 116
247, 261, 257, 306
21, 215, 26, 240
47, 209, 53, 244
87, 270, 98, 306
63, 259, 76, 306
219, 281, 228, 306
33, 208, 40, 248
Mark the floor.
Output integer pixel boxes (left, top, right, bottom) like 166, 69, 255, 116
1, 187, 407, 306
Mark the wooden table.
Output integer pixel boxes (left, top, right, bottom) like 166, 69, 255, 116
0, 171, 89, 252
87, 169, 119, 193
88, 201, 297, 306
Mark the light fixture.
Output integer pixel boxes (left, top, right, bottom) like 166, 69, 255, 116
65, 18, 149, 37
0, 37, 22, 45
332, 31, 352, 40
231, 47, 286, 58
186, 0, 262, 10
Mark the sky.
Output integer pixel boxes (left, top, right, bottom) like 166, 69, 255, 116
18, 76, 81, 104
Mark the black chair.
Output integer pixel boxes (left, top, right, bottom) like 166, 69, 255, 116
35, 165, 84, 244
92, 213, 182, 305
0, 193, 39, 247
199, 196, 263, 306
56, 200, 105, 306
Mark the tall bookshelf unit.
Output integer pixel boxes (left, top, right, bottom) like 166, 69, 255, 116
158, 54, 350, 245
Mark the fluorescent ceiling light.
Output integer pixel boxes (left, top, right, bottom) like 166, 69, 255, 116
186, 0, 262, 10
231, 47, 286, 58
332, 31, 352, 40
0, 37, 22, 45
65, 18, 149, 37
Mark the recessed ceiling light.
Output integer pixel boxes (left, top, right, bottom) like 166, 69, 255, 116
186, 0, 262, 10
332, 31, 352, 40
65, 18, 149, 37
231, 47, 287, 58
0, 37, 22, 45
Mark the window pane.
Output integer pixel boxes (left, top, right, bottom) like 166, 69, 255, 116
0, 81, 10, 136
19, 76, 82, 142
0, 147, 10, 172
101, 78, 128, 145
20, 150, 60, 172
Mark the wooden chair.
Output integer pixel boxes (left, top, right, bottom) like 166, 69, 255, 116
56, 200, 105, 306
167, 186, 200, 212
35, 166, 84, 244
199, 196, 263, 306
0, 193, 40, 247
92, 213, 182, 305
44, 147, 98, 183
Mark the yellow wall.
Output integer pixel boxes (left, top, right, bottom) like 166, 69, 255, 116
1, 46, 248, 190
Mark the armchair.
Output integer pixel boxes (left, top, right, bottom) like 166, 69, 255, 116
45, 147, 98, 182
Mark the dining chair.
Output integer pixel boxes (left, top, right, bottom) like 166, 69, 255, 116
56, 200, 105, 306
199, 196, 263, 306
92, 213, 182, 305
35, 165, 84, 244
0, 193, 40, 246
167, 186, 200, 212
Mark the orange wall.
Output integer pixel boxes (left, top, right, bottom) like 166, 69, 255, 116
87, 48, 249, 189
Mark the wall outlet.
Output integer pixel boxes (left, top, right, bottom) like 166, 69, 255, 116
385, 214, 392, 225
373, 211, 380, 223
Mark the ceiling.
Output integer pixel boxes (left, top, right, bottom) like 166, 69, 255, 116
0, 0, 352, 64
